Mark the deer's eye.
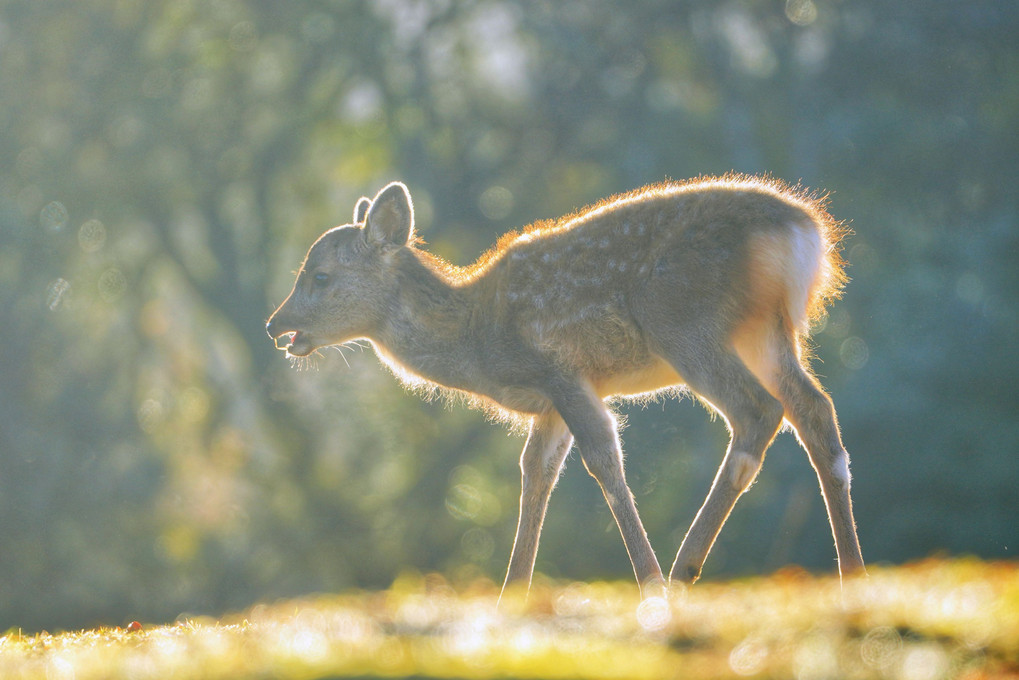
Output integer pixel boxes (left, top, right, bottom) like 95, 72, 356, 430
312, 272, 329, 286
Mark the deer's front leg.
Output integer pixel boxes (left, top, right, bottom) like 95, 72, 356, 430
501, 411, 573, 599
551, 380, 665, 598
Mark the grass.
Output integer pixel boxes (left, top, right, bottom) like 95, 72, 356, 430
1, 559, 1017, 679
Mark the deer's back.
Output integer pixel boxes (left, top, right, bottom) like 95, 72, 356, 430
472, 179, 836, 396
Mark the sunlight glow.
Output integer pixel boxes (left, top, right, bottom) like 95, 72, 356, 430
0, 561, 1014, 679
729, 635, 769, 676
635, 596, 671, 633
900, 644, 950, 680
860, 627, 902, 671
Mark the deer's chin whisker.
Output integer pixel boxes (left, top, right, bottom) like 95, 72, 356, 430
287, 351, 321, 372
322, 341, 370, 369
331, 344, 352, 368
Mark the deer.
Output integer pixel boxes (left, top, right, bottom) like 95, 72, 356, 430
265, 175, 866, 601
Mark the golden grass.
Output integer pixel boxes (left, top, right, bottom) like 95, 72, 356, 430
2, 559, 1017, 679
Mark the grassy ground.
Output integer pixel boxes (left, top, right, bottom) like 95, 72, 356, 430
1, 559, 1017, 679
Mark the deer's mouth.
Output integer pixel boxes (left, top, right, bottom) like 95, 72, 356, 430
274, 330, 315, 357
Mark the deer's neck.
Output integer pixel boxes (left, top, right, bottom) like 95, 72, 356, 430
373, 250, 487, 392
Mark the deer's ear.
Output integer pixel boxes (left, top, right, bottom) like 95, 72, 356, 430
352, 196, 371, 224
365, 182, 414, 246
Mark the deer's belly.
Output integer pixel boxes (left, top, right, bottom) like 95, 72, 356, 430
593, 357, 684, 400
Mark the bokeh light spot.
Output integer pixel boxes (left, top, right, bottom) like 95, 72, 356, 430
78, 218, 107, 252
98, 267, 127, 302
729, 636, 769, 675
786, 0, 818, 26
137, 398, 166, 434
636, 596, 671, 632
446, 483, 483, 522
955, 273, 985, 306
839, 336, 869, 371
40, 200, 69, 231
46, 278, 71, 310
860, 626, 902, 670
478, 186, 514, 221
900, 644, 949, 680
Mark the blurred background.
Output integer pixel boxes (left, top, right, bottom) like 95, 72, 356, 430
1, 0, 1016, 632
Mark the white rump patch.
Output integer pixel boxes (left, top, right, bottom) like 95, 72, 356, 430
786, 222, 823, 333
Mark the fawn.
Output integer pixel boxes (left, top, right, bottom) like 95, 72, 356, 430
266, 175, 866, 599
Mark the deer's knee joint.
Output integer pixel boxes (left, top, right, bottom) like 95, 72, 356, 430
728, 450, 764, 492
579, 445, 620, 478
729, 393, 783, 445
832, 450, 851, 488
813, 449, 852, 492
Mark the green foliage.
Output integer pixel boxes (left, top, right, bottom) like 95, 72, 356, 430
2, 559, 1018, 679
0, 0, 1017, 632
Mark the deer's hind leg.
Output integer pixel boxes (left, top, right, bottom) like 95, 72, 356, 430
502, 411, 573, 599
659, 336, 786, 585
772, 338, 865, 580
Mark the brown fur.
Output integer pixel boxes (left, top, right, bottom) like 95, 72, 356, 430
266, 175, 865, 599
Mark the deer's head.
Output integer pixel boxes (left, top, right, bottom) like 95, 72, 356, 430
266, 182, 415, 357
